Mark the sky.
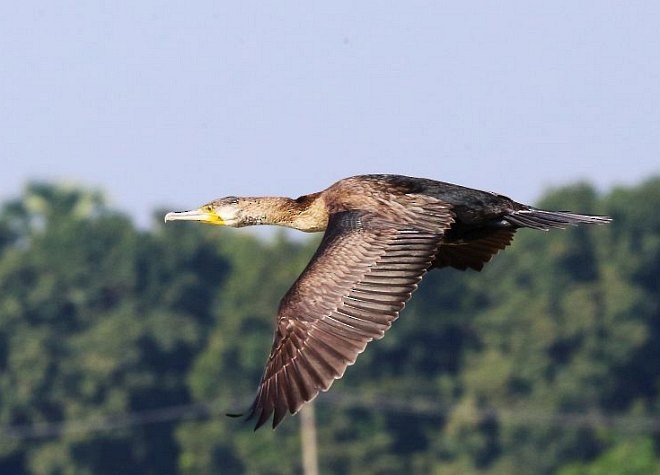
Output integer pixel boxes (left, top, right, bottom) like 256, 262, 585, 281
2, 1, 659, 228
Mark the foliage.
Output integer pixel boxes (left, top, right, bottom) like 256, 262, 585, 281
0, 178, 658, 474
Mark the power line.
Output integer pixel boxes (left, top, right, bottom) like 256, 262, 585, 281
322, 392, 660, 434
2, 392, 660, 441
1, 401, 220, 440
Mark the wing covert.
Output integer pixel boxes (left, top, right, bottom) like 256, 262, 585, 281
431, 229, 516, 271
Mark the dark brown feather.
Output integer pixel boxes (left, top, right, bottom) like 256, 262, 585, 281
431, 229, 516, 271
246, 202, 453, 429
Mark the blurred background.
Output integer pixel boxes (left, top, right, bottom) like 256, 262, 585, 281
1, 1, 659, 474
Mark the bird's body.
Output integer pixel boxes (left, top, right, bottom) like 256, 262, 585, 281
165, 174, 611, 429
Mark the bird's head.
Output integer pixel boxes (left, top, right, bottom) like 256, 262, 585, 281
165, 195, 326, 231
164, 196, 251, 227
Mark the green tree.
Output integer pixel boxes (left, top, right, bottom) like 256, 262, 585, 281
0, 184, 227, 474
0, 178, 658, 474
558, 437, 660, 475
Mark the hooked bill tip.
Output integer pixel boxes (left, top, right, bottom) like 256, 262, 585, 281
163, 209, 204, 222
162, 208, 225, 225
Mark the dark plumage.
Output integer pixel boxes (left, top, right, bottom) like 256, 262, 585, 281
164, 174, 611, 429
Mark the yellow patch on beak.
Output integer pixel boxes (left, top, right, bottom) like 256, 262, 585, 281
164, 207, 225, 225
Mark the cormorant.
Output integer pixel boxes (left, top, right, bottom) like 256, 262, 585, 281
164, 174, 611, 429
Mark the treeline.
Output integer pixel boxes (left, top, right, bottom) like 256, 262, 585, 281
0, 178, 658, 474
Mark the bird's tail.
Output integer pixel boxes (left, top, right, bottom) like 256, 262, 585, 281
505, 208, 612, 231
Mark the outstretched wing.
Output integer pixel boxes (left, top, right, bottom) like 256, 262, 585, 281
247, 204, 453, 429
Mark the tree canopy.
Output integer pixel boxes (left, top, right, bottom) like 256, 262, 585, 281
0, 178, 658, 474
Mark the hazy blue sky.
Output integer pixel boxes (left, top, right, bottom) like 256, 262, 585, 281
2, 1, 659, 226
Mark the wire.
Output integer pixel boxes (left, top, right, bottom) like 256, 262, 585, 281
1, 401, 220, 440
323, 392, 660, 434
2, 392, 659, 441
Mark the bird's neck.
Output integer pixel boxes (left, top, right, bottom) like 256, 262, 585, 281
251, 194, 328, 232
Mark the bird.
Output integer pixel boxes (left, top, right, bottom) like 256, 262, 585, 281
164, 174, 611, 429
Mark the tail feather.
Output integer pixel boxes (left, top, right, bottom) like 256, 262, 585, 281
505, 209, 612, 231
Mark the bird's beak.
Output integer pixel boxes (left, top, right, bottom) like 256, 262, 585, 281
164, 207, 225, 225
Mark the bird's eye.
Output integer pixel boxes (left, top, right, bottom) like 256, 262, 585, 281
222, 197, 239, 205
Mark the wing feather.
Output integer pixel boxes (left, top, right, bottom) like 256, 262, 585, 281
246, 204, 453, 429
431, 229, 516, 271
